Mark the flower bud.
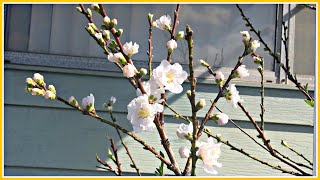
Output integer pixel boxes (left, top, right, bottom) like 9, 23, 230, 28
31, 88, 45, 96
86, 25, 95, 35
176, 31, 185, 40
33, 73, 44, 85
152, 21, 157, 27
68, 96, 79, 107
76, 6, 82, 13
216, 134, 222, 142
167, 39, 177, 52
25, 87, 33, 93
94, 33, 105, 45
87, 8, 92, 17
240, 31, 250, 44
102, 30, 111, 40
210, 112, 229, 125
196, 99, 206, 111
116, 29, 123, 37
110, 19, 118, 28
257, 66, 263, 74
44, 90, 56, 100
186, 90, 192, 98
48, 85, 56, 94
139, 68, 148, 77
103, 16, 111, 27
26, 78, 36, 86
148, 13, 153, 22
253, 56, 262, 65
91, 3, 100, 12
199, 59, 209, 68
179, 147, 191, 158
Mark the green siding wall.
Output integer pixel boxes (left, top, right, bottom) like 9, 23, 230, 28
4, 64, 314, 176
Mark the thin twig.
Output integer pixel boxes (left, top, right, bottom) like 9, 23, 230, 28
147, 15, 153, 79
279, 142, 313, 166
55, 96, 181, 175
185, 24, 198, 176
196, 51, 247, 139
203, 129, 303, 176
96, 154, 118, 175
237, 102, 311, 176
236, 4, 313, 102
258, 57, 265, 131
110, 138, 122, 176
301, 4, 316, 10
182, 157, 192, 176
274, 150, 313, 170
110, 112, 141, 176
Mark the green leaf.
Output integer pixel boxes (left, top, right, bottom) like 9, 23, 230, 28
154, 151, 165, 176
107, 148, 116, 162
304, 99, 314, 107
304, 83, 309, 92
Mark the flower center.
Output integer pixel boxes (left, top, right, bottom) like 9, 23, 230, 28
166, 73, 174, 83
138, 108, 151, 118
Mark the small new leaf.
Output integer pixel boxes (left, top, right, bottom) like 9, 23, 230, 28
107, 148, 116, 162
303, 83, 309, 92
304, 99, 314, 107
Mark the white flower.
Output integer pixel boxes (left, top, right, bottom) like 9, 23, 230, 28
155, 15, 171, 30
82, 93, 95, 111
211, 112, 229, 125
44, 90, 56, 100
152, 60, 188, 94
33, 73, 44, 84
110, 96, 116, 104
215, 71, 224, 81
167, 39, 177, 52
179, 147, 191, 158
123, 41, 139, 57
123, 64, 137, 78
136, 79, 164, 103
240, 31, 250, 43
249, 40, 260, 53
108, 52, 125, 63
225, 84, 243, 108
234, 65, 249, 78
197, 137, 222, 174
176, 122, 193, 140
127, 94, 163, 133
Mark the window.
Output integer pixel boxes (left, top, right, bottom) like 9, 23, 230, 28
4, 4, 316, 85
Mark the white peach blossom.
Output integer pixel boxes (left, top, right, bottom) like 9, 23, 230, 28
154, 15, 171, 30
197, 137, 222, 174
225, 84, 243, 108
123, 41, 139, 57
123, 64, 136, 78
176, 122, 193, 140
179, 146, 191, 158
82, 94, 95, 111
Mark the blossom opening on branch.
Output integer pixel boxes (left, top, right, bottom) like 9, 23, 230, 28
127, 94, 163, 133
167, 39, 177, 52
179, 146, 191, 158
123, 64, 137, 78
197, 137, 222, 174
108, 52, 126, 64
233, 65, 249, 79
123, 41, 139, 57
215, 71, 224, 87
136, 80, 164, 103
225, 84, 243, 108
240, 31, 250, 44
176, 122, 193, 140
33, 73, 44, 85
31, 88, 45, 96
68, 96, 79, 107
44, 90, 56, 100
152, 60, 188, 94
82, 93, 95, 112
154, 15, 171, 30
249, 40, 260, 53
210, 112, 229, 125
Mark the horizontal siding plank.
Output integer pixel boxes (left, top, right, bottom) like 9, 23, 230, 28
4, 67, 314, 126
4, 105, 313, 176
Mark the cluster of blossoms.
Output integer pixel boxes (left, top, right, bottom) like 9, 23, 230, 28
176, 123, 223, 174
240, 31, 261, 55
25, 73, 56, 100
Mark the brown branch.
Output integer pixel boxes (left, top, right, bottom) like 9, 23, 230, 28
274, 150, 313, 170
236, 4, 313, 102
110, 138, 122, 176
185, 24, 198, 176
147, 15, 153, 79
110, 112, 141, 176
182, 157, 192, 176
154, 115, 181, 175
203, 129, 303, 176
96, 154, 118, 175
171, 4, 181, 39
55, 95, 181, 175
237, 102, 311, 176
196, 52, 246, 139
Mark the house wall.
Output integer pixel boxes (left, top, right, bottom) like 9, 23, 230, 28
4, 63, 314, 176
